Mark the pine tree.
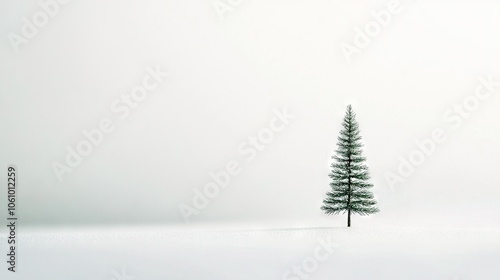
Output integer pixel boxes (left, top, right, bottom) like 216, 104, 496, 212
321, 105, 379, 227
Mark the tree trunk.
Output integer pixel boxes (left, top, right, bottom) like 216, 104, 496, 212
347, 161, 352, 227
346, 119, 352, 228
347, 210, 351, 227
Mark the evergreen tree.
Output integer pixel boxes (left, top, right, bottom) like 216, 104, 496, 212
321, 105, 379, 227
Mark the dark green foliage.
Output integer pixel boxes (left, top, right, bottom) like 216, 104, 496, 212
321, 105, 378, 226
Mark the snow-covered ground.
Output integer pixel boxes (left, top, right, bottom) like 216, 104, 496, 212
1, 226, 499, 280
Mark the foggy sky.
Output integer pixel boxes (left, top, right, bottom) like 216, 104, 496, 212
1, 0, 499, 228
